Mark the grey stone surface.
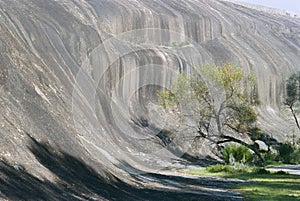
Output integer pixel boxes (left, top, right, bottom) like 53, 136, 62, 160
0, 0, 299, 200
255, 140, 269, 151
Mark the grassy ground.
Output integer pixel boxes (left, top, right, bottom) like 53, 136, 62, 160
186, 167, 300, 201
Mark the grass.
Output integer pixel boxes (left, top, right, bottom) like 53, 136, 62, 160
186, 166, 300, 201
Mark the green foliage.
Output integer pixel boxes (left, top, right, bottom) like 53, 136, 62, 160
233, 105, 257, 123
290, 148, 300, 164
201, 64, 258, 103
221, 144, 253, 165
203, 63, 243, 90
285, 71, 300, 130
157, 90, 176, 109
158, 63, 258, 130
205, 164, 269, 174
157, 74, 191, 109
258, 141, 300, 165
285, 72, 300, 106
276, 142, 300, 164
231, 104, 257, 132
187, 167, 300, 201
206, 164, 235, 173
205, 166, 269, 175
262, 151, 278, 165
247, 127, 264, 141
157, 63, 262, 161
278, 143, 294, 162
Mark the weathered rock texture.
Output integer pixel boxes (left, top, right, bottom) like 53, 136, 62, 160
0, 0, 299, 200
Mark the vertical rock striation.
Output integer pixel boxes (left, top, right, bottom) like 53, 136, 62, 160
0, 0, 299, 198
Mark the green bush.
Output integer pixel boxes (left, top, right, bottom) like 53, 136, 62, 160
290, 148, 300, 164
206, 164, 235, 173
262, 151, 278, 165
278, 143, 293, 161
206, 164, 251, 173
221, 144, 253, 165
278, 142, 300, 164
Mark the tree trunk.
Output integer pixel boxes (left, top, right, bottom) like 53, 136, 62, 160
290, 105, 300, 131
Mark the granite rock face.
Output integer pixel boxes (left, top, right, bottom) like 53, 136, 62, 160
0, 0, 299, 199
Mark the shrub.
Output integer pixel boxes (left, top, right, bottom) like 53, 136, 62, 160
221, 144, 253, 165
206, 164, 251, 173
206, 164, 235, 173
290, 148, 300, 164
278, 142, 300, 164
262, 151, 278, 165
278, 143, 293, 159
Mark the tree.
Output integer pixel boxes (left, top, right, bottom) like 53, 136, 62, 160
158, 63, 264, 161
285, 71, 300, 130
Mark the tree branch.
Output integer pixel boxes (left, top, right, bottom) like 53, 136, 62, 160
289, 105, 300, 130
216, 134, 264, 162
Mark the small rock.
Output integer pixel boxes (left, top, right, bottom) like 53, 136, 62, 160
255, 140, 268, 151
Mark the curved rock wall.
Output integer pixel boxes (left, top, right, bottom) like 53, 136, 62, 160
0, 0, 299, 182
